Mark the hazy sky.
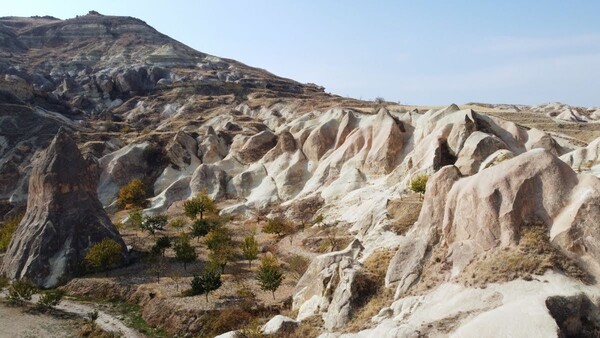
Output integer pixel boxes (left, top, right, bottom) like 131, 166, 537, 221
5, 1, 600, 106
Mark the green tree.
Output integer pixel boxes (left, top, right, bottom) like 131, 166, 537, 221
147, 253, 166, 283
190, 268, 222, 302
84, 239, 123, 276
208, 246, 234, 274
128, 209, 143, 228
205, 226, 232, 251
410, 174, 428, 199
152, 236, 171, 256
141, 214, 168, 236
256, 255, 283, 299
117, 179, 147, 210
0, 213, 22, 252
174, 235, 196, 271
241, 235, 259, 268
191, 219, 215, 242
184, 192, 217, 220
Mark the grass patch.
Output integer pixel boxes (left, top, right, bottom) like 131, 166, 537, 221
345, 249, 396, 332
110, 301, 168, 338
460, 224, 592, 287
0, 213, 23, 252
386, 198, 422, 236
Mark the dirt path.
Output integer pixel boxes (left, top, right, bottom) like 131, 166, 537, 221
0, 291, 145, 338
0, 303, 79, 338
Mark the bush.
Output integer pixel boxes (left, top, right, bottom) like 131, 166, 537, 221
205, 226, 232, 252
36, 289, 66, 309
191, 219, 216, 241
0, 213, 23, 252
184, 192, 217, 220
256, 255, 283, 299
169, 217, 187, 232
117, 179, 147, 210
84, 239, 123, 276
242, 235, 259, 268
410, 174, 428, 198
140, 214, 168, 235
263, 217, 293, 237
0, 275, 9, 289
127, 210, 143, 228
7, 279, 37, 304
190, 268, 222, 302
285, 254, 310, 280
151, 236, 171, 256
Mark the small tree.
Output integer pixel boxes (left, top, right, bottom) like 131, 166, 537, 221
190, 268, 222, 302
174, 235, 196, 271
256, 255, 283, 299
184, 192, 217, 220
147, 253, 166, 283
152, 236, 171, 256
141, 214, 168, 236
205, 226, 232, 251
191, 219, 215, 242
208, 246, 234, 274
84, 239, 123, 276
128, 209, 143, 228
242, 235, 259, 268
263, 217, 293, 237
117, 179, 147, 210
410, 174, 428, 199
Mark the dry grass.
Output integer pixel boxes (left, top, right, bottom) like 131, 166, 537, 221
281, 315, 324, 338
345, 249, 396, 332
386, 196, 422, 236
459, 224, 592, 287
405, 245, 451, 297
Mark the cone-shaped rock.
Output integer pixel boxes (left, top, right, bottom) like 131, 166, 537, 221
1, 128, 127, 287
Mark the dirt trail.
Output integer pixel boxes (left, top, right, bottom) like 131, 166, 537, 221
0, 291, 145, 338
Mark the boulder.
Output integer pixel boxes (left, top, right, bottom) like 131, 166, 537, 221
454, 131, 507, 175
545, 294, 600, 338
1, 129, 127, 287
261, 315, 298, 335
189, 164, 228, 200
235, 130, 277, 164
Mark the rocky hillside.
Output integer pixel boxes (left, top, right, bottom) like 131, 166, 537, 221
2, 11, 600, 338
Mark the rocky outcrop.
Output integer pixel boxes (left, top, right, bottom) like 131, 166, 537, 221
546, 294, 600, 338
293, 239, 363, 328
1, 129, 126, 287
561, 137, 600, 176
261, 315, 298, 335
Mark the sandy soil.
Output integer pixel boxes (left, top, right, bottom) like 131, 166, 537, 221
0, 303, 79, 338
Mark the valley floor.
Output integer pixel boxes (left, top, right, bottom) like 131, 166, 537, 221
0, 302, 79, 338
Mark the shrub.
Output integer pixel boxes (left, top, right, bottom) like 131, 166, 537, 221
0, 213, 23, 252
117, 179, 147, 210
36, 289, 66, 309
190, 268, 222, 301
205, 226, 232, 252
169, 217, 187, 232
242, 235, 260, 268
7, 279, 37, 304
184, 192, 217, 220
174, 235, 196, 271
127, 210, 143, 228
151, 236, 171, 256
208, 245, 235, 274
84, 239, 123, 276
140, 214, 168, 236
256, 255, 283, 299
191, 219, 216, 241
0, 275, 8, 289
410, 174, 428, 198
263, 217, 293, 237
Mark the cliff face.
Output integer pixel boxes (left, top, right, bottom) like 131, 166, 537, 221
1, 128, 126, 288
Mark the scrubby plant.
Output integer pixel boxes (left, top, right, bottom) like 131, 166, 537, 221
151, 236, 171, 256
127, 209, 143, 228
174, 235, 196, 271
410, 174, 428, 199
140, 214, 168, 236
205, 226, 232, 252
0, 213, 23, 252
190, 267, 222, 302
263, 217, 294, 237
242, 235, 260, 268
0, 274, 9, 289
184, 192, 217, 220
84, 239, 123, 276
7, 279, 37, 304
256, 255, 284, 299
36, 289, 66, 310
191, 219, 216, 241
117, 179, 148, 210
168, 217, 187, 233
285, 254, 310, 280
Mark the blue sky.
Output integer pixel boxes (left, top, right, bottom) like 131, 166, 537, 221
5, 1, 600, 106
